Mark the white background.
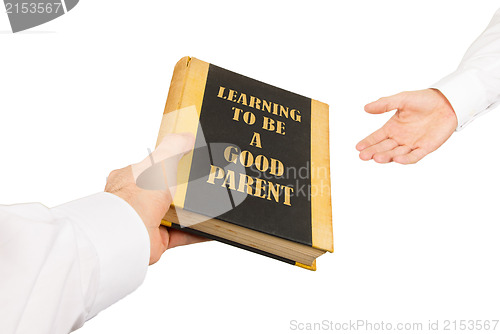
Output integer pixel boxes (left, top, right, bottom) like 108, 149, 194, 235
1, 1, 500, 333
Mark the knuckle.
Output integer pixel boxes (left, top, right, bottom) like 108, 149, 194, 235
108, 169, 121, 180
106, 168, 128, 193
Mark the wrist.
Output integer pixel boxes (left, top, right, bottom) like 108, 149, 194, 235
431, 69, 490, 130
429, 88, 458, 127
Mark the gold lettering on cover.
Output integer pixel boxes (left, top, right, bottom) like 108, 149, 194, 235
279, 105, 289, 118
232, 106, 243, 121
254, 178, 266, 198
254, 155, 269, 172
221, 169, 236, 190
291, 109, 301, 122
217, 86, 226, 99
249, 132, 262, 148
227, 89, 238, 102
224, 145, 239, 163
205, 161, 293, 206
237, 173, 254, 195
282, 185, 294, 206
267, 181, 280, 202
249, 96, 261, 110
236, 93, 248, 106
232, 107, 256, 125
242, 111, 256, 125
273, 102, 279, 116
240, 151, 254, 167
262, 116, 285, 135
276, 120, 285, 135
262, 100, 272, 113
207, 165, 225, 184
209, 86, 304, 207
262, 116, 275, 132
217, 86, 302, 123
270, 158, 284, 176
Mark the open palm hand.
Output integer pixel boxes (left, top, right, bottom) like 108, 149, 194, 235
356, 89, 458, 164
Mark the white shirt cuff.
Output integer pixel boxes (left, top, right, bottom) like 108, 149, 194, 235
51, 192, 150, 319
432, 69, 491, 131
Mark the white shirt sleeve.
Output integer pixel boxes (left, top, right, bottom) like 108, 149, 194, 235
0, 192, 150, 334
432, 8, 500, 130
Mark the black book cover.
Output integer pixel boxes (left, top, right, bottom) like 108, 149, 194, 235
155, 57, 333, 262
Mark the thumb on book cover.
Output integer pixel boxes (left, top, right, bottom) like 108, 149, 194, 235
133, 133, 195, 199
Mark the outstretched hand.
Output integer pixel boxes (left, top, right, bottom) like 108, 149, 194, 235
105, 133, 207, 265
356, 89, 458, 164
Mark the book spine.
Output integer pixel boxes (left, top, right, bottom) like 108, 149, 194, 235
311, 99, 334, 253
155, 56, 191, 147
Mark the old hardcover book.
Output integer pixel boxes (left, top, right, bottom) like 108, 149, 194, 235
156, 57, 332, 270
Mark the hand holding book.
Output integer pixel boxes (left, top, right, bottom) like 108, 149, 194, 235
105, 133, 207, 265
152, 57, 333, 270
